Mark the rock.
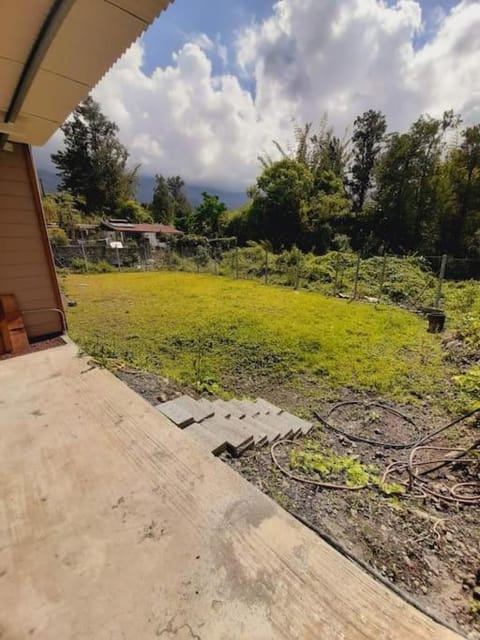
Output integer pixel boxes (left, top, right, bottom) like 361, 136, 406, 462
157, 392, 168, 403
421, 585, 428, 595
473, 586, 480, 601
365, 296, 379, 304
445, 531, 454, 543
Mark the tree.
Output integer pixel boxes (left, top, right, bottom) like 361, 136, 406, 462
166, 176, 192, 230
350, 110, 387, 213
264, 117, 350, 184
372, 113, 459, 253
441, 124, 480, 256
301, 170, 351, 252
118, 199, 153, 223
191, 192, 228, 237
151, 175, 175, 224
249, 158, 314, 249
51, 96, 137, 215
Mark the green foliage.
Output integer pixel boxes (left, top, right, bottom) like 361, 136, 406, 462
48, 228, 69, 247
453, 367, 480, 410
167, 176, 193, 231
52, 96, 136, 215
151, 175, 192, 229
70, 258, 115, 274
249, 158, 314, 249
191, 192, 228, 237
65, 271, 450, 405
290, 442, 377, 487
289, 441, 405, 494
42, 192, 83, 236
151, 175, 175, 224
350, 109, 387, 213
118, 199, 152, 223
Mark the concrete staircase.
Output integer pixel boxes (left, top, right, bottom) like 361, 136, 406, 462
156, 395, 313, 457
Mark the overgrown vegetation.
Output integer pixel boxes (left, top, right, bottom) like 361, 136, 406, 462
65, 271, 461, 408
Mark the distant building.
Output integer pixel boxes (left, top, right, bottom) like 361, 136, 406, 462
100, 219, 183, 248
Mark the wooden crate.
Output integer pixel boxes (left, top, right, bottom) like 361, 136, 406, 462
0, 294, 29, 354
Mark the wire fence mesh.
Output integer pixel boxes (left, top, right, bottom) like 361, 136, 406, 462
52, 239, 480, 311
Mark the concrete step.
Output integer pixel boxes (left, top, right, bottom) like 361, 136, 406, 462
228, 399, 295, 439
156, 395, 214, 427
229, 398, 261, 417
186, 422, 227, 456
198, 415, 255, 457
158, 394, 311, 456
212, 398, 244, 419
253, 398, 284, 415
252, 398, 312, 436
155, 398, 194, 428
213, 399, 276, 445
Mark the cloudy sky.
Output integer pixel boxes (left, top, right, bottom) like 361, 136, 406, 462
36, 0, 480, 191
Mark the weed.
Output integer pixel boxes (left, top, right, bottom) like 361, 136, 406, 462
289, 441, 405, 495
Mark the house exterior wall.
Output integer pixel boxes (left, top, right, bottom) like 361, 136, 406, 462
0, 143, 64, 340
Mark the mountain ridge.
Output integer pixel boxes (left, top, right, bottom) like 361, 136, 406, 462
37, 169, 248, 210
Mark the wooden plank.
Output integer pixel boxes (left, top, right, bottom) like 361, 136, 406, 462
0, 279, 57, 298
0, 195, 34, 210
0, 209, 38, 225
0, 166, 30, 183
0, 263, 50, 279
0, 237, 44, 254
0, 222, 41, 238
0, 148, 25, 169
0, 249, 46, 266
0, 179, 33, 198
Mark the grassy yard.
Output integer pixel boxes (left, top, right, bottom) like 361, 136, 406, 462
64, 271, 458, 408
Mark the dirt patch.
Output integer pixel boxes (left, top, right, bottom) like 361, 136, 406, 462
115, 367, 189, 405
225, 401, 480, 638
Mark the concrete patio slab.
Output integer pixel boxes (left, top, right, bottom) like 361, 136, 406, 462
0, 341, 461, 639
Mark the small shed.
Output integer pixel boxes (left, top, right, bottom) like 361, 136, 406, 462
101, 219, 183, 248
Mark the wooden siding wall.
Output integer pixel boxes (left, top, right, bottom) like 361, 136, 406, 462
0, 143, 63, 339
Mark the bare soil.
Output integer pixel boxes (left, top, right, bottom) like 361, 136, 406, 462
116, 365, 479, 638
226, 401, 480, 638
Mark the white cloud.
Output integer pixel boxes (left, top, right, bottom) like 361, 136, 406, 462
36, 1, 480, 190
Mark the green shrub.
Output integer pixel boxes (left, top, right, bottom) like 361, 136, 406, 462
49, 228, 69, 247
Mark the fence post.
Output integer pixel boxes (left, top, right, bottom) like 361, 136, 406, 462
235, 247, 239, 279
434, 254, 447, 309
351, 253, 361, 301
294, 254, 300, 290
79, 240, 89, 272
264, 248, 269, 285
333, 253, 341, 296
378, 251, 387, 301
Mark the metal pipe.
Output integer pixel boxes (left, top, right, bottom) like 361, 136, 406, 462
21, 307, 67, 333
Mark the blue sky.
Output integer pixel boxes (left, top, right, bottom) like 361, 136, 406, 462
38, 0, 480, 190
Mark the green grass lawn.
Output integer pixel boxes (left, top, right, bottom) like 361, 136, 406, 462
64, 271, 456, 408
